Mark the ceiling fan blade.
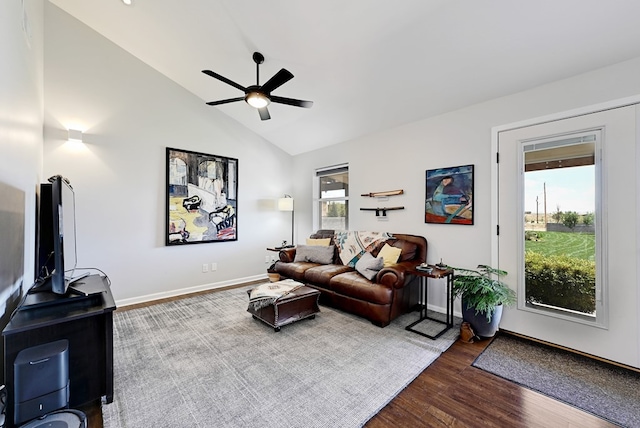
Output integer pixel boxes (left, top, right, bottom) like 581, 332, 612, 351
206, 97, 245, 106
260, 68, 294, 94
270, 95, 313, 108
202, 70, 247, 92
258, 107, 271, 121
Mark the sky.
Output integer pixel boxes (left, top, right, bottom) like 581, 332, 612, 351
524, 165, 595, 215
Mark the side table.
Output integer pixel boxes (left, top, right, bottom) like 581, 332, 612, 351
406, 265, 454, 339
266, 245, 295, 252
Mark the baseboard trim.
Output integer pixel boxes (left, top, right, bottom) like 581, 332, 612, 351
115, 274, 267, 310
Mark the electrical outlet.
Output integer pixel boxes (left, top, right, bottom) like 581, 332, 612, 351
202, 263, 209, 273
211, 262, 217, 271
265, 255, 270, 264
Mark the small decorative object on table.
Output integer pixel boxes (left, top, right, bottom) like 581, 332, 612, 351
271, 240, 294, 249
416, 263, 433, 274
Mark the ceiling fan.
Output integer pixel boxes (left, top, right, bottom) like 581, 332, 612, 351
202, 52, 313, 121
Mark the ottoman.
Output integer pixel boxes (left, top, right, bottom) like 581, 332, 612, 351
247, 283, 320, 331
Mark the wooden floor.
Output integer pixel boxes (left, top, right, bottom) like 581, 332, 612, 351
366, 338, 616, 428
84, 333, 616, 427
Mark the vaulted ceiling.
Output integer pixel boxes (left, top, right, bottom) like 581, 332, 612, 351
49, 0, 640, 155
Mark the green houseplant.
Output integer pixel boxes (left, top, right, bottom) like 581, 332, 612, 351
451, 264, 516, 338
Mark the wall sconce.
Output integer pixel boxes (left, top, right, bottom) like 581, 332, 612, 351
278, 195, 294, 246
67, 129, 83, 142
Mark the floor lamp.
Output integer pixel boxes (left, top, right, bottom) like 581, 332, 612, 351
278, 195, 294, 247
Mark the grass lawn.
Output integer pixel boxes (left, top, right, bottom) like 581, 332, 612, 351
525, 231, 595, 261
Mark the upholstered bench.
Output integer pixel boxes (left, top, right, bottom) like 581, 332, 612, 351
247, 281, 320, 332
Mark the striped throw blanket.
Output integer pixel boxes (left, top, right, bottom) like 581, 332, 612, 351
248, 279, 304, 310
334, 231, 392, 267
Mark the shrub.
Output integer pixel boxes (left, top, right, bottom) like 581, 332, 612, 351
562, 211, 580, 229
525, 231, 546, 241
525, 251, 595, 313
582, 212, 594, 226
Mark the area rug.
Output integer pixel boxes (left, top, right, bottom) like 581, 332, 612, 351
102, 286, 460, 427
472, 334, 640, 427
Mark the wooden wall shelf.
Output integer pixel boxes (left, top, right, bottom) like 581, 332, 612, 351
361, 189, 404, 197
360, 206, 404, 217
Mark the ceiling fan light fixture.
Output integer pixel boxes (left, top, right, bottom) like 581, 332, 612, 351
203, 52, 312, 120
245, 91, 270, 109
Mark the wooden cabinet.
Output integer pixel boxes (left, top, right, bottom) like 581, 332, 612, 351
2, 275, 115, 427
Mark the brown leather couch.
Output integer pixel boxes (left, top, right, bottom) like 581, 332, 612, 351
273, 230, 427, 327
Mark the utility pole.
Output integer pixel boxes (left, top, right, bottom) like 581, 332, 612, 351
544, 182, 547, 226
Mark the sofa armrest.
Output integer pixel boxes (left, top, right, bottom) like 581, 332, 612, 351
278, 248, 297, 263
376, 260, 420, 289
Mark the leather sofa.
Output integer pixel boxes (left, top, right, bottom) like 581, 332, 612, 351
273, 230, 427, 327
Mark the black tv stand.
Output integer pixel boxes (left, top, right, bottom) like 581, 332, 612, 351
21, 275, 105, 311
21, 288, 89, 310
3, 274, 116, 428
22, 281, 86, 311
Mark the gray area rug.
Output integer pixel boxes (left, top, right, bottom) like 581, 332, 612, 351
473, 334, 640, 428
102, 286, 460, 427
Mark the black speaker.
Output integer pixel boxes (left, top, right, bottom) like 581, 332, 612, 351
14, 340, 70, 426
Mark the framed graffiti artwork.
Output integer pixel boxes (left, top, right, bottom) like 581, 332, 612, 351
166, 147, 238, 245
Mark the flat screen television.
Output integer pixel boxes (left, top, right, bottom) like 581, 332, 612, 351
36, 175, 84, 295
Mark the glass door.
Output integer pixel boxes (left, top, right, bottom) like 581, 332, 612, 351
495, 104, 639, 367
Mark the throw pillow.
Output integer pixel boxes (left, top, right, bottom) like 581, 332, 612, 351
355, 252, 384, 281
378, 243, 402, 267
293, 245, 335, 264
306, 238, 331, 246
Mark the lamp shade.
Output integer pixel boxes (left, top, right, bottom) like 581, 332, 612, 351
278, 197, 294, 212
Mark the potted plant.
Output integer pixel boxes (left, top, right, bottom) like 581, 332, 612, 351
451, 264, 516, 338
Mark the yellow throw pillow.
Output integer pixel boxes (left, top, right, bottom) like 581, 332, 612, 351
378, 243, 402, 267
306, 238, 331, 246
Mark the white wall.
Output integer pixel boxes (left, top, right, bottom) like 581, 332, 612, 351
292, 56, 640, 351
0, 0, 44, 293
43, 4, 294, 305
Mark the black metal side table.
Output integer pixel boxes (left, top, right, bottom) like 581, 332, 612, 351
405, 265, 454, 339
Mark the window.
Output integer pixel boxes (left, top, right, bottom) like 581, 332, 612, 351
521, 131, 603, 323
315, 165, 349, 231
